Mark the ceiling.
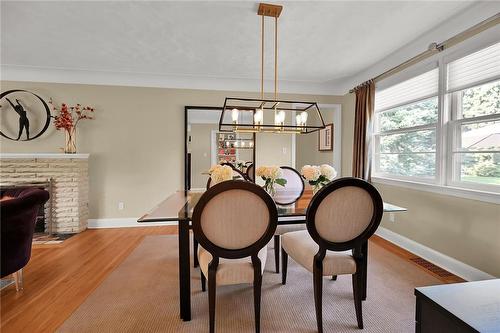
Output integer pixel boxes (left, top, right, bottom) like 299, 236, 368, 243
1, 1, 476, 94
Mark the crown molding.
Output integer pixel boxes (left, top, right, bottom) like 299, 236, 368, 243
0, 65, 345, 96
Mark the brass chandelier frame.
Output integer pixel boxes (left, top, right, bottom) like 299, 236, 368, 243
219, 3, 326, 134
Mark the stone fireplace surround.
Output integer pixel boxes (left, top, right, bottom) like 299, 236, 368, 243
0, 153, 89, 234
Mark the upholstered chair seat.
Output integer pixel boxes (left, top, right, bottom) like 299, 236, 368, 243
282, 230, 356, 275
274, 224, 305, 236
198, 246, 267, 286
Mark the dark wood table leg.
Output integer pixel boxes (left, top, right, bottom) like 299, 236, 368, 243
178, 219, 191, 321
361, 241, 368, 301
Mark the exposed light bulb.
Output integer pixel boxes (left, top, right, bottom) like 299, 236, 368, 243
300, 111, 308, 124
254, 109, 263, 125
296, 114, 302, 126
231, 108, 239, 122
241, 141, 245, 147
279, 111, 285, 124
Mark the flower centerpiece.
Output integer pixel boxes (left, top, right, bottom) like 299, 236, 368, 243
50, 100, 95, 153
256, 166, 287, 197
208, 164, 233, 185
301, 164, 337, 194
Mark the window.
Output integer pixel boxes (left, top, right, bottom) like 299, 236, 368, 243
374, 69, 439, 181
373, 41, 500, 195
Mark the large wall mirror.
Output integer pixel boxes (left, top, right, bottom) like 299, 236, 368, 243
185, 107, 255, 190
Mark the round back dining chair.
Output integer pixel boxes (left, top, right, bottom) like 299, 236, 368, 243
272, 166, 305, 274
192, 180, 278, 333
280, 177, 383, 332
246, 163, 254, 182
273, 166, 304, 206
306, 177, 383, 251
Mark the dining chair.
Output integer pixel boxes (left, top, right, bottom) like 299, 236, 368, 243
246, 163, 254, 182
272, 166, 305, 274
192, 180, 278, 333
194, 166, 249, 268
281, 177, 383, 332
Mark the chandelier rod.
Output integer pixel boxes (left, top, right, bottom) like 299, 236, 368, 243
261, 14, 264, 100
274, 15, 278, 101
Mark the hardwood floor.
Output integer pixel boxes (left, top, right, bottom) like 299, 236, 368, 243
1, 225, 463, 333
0, 226, 176, 333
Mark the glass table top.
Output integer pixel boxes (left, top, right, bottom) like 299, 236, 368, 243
139, 190, 407, 223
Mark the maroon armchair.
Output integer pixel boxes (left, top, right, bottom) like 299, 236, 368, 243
1, 187, 50, 290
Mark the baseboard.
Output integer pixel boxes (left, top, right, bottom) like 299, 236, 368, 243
87, 218, 177, 229
375, 227, 495, 281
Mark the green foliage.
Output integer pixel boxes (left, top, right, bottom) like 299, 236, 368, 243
461, 81, 500, 118
275, 178, 287, 187
377, 80, 499, 184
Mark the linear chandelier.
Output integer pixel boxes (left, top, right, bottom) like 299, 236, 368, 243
219, 3, 325, 134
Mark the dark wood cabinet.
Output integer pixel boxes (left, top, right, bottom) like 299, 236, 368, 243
415, 279, 500, 333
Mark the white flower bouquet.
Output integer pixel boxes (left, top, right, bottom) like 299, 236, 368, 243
208, 164, 233, 185
301, 164, 337, 194
256, 166, 287, 196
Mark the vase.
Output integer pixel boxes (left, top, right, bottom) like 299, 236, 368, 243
312, 184, 322, 195
264, 181, 276, 197
64, 127, 77, 154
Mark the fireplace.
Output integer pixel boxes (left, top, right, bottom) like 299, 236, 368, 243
0, 153, 89, 234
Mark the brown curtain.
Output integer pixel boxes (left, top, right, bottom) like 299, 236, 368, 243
352, 81, 375, 181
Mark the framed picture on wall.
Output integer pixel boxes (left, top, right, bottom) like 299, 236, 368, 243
318, 123, 333, 151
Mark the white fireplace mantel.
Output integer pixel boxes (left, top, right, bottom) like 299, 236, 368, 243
0, 153, 89, 159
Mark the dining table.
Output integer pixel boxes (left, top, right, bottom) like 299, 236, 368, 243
138, 189, 407, 321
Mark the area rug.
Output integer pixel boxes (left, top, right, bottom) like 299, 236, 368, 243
58, 235, 441, 332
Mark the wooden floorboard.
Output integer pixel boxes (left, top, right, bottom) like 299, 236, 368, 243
0, 226, 176, 333
1, 225, 463, 332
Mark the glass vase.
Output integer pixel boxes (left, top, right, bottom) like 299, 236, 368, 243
64, 127, 77, 154
312, 184, 322, 195
265, 181, 276, 197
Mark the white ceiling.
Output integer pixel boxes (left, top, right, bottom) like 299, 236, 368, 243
1, 1, 477, 94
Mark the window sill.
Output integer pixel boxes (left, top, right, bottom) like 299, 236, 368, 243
371, 176, 500, 204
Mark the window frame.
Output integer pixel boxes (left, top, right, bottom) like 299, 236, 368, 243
373, 95, 439, 184
446, 83, 500, 193
372, 37, 500, 202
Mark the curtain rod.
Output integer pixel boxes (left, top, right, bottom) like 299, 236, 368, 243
350, 12, 500, 93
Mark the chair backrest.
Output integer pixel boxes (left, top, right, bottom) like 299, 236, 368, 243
246, 163, 254, 182
1, 188, 50, 277
273, 166, 304, 206
306, 177, 383, 252
206, 167, 247, 189
193, 180, 278, 259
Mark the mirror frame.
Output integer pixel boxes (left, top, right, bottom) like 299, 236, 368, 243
184, 106, 256, 190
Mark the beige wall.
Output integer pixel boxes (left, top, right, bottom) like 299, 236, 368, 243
376, 183, 500, 277
0, 80, 346, 220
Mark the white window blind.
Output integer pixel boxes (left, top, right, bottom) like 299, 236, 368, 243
375, 68, 439, 112
447, 42, 500, 93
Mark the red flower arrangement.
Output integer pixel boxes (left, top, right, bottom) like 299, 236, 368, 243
49, 99, 95, 153
50, 100, 95, 131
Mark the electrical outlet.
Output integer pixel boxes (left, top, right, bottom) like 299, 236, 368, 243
118, 202, 125, 210
389, 213, 395, 222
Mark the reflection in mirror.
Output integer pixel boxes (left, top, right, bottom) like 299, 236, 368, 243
186, 107, 255, 190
